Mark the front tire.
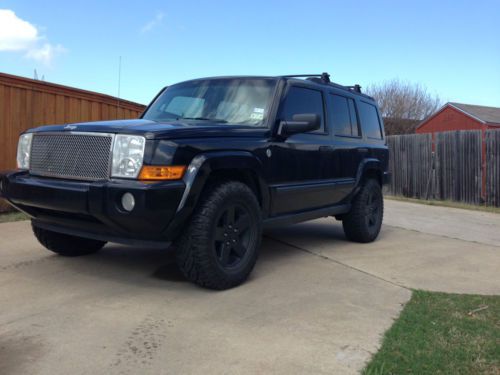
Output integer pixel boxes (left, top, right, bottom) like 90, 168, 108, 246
175, 181, 262, 290
32, 224, 106, 256
342, 178, 384, 243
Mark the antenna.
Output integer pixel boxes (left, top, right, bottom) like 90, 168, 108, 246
117, 56, 122, 116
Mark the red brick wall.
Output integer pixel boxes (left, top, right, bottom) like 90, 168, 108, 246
416, 106, 486, 134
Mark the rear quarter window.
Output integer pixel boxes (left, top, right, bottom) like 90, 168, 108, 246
358, 101, 383, 139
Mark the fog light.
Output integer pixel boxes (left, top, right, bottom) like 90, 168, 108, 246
121, 193, 135, 212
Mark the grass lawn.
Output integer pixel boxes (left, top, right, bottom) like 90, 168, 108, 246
364, 291, 500, 375
385, 195, 500, 214
0, 210, 29, 223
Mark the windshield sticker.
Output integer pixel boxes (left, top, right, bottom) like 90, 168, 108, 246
253, 107, 264, 114
250, 113, 264, 120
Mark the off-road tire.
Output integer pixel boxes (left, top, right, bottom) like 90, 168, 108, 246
342, 178, 384, 243
32, 224, 106, 256
175, 181, 262, 290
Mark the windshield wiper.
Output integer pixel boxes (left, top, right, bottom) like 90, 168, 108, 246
178, 117, 228, 123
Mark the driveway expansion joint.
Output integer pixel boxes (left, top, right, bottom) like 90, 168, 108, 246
265, 235, 410, 291
384, 223, 500, 248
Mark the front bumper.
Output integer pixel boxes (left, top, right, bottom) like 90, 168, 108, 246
0, 171, 186, 247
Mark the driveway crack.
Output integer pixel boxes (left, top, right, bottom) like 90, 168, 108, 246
265, 235, 410, 291
383, 223, 500, 248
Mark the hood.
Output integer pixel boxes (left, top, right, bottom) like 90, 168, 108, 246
28, 119, 270, 139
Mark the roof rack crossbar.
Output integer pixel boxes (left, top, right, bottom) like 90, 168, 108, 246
281, 73, 367, 97
346, 84, 362, 93
282, 72, 331, 83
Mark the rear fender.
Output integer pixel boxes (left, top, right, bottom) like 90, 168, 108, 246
352, 158, 383, 195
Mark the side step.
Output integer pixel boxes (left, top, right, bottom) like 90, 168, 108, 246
263, 204, 351, 229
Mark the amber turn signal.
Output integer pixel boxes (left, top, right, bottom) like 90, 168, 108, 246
138, 165, 186, 181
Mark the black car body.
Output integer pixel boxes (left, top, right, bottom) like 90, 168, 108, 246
1, 74, 389, 289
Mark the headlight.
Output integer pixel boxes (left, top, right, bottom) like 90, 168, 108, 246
111, 135, 146, 178
16, 133, 33, 169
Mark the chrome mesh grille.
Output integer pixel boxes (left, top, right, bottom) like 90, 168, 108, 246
30, 133, 113, 181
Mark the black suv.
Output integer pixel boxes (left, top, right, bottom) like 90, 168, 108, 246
0, 73, 389, 289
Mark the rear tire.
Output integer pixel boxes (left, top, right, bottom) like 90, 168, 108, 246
175, 181, 262, 290
32, 224, 106, 256
342, 178, 383, 243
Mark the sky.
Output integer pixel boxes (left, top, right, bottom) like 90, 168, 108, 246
0, 0, 499, 106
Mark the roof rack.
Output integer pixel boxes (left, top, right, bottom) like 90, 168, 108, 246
281, 72, 364, 95
282, 72, 331, 83
346, 84, 362, 93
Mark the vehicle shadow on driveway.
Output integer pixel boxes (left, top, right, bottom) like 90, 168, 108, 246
49, 235, 314, 288
265, 219, 358, 248
45, 220, 354, 289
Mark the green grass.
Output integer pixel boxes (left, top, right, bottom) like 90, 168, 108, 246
0, 210, 29, 223
386, 195, 500, 214
364, 291, 500, 375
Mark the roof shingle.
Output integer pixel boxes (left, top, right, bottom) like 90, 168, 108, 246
450, 102, 500, 125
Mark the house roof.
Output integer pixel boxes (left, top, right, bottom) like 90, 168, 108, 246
449, 102, 500, 125
417, 102, 500, 130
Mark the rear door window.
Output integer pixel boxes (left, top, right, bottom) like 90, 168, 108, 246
358, 101, 383, 139
329, 94, 360, 137
348, 99, 360, 137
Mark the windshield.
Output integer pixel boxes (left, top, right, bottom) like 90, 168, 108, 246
143, 78, 277, 126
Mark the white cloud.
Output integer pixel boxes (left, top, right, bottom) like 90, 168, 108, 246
141, 12, 165, 33
25, 43, 66, 65
0, 9, 65, 65
0, 9, 37, 50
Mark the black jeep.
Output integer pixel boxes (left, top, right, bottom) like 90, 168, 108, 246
0, 73, 389, 289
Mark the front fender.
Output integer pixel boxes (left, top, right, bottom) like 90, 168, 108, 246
163, 151, 269, 239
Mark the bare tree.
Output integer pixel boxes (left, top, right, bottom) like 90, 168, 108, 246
366, 79, 442, 135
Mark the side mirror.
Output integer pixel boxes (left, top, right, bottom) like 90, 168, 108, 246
278, 114, 321, 137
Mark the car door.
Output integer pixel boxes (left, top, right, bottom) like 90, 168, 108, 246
266, 84, 338, 215
327, 93, 363, 201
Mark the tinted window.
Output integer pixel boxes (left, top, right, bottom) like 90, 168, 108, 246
348, 99, 360, 137
280, 86, 325, 132
329, 95, 360, 137
358, 101, 383, 139
329, 95, 351, 136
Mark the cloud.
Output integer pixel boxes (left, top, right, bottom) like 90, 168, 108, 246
25, 43, 66, 65
141, 12, 165, 33
0, 9, 65, 65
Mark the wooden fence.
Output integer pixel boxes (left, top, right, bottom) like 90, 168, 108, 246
0, 72, 146, 211
386, 130, 500, 206
486, 130, 500, 207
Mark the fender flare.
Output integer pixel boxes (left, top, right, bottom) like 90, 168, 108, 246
177, 151, 269, 216
354, 158, 383, 189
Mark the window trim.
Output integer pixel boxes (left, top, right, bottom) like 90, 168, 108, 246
329, 93, 362, 139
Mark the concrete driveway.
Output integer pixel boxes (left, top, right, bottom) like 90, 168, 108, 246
0, 199, 498, 374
